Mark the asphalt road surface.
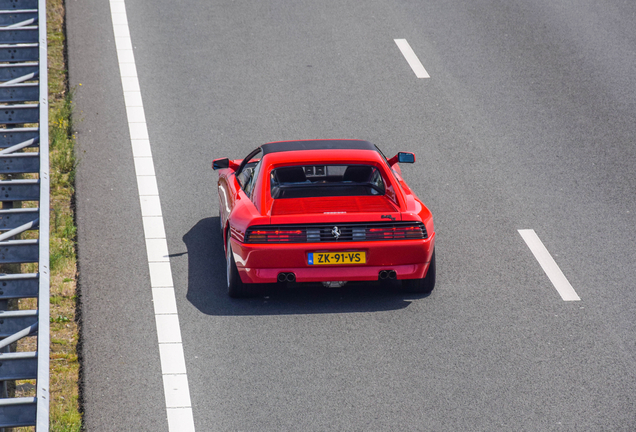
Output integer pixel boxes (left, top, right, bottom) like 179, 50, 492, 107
67, 0, 636, 430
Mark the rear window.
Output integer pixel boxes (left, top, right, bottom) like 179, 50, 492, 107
270, 165, 385, 199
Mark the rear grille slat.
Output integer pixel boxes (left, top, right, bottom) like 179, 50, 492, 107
245, 222, 427, 243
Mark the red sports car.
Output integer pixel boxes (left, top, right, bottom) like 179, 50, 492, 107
213, 139, 435, 297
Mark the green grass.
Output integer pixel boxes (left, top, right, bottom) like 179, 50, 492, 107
49, 399, 81, 432
45, 0, 82, 429
46, 94, 82, 431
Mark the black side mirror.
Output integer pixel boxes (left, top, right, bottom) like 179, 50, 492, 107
388, 152, 416, 166
213, 158, 230, 170
398, 152, 415, 163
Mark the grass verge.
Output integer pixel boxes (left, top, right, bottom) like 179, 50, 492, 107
47, 92, 81, 432
45, 0, 82, 426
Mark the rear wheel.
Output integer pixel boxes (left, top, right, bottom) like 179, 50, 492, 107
226, 234, 254, 298
402, 249, 436, 294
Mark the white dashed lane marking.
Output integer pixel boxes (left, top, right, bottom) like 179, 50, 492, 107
519, 229, 581, 301
394, 39, 430, 78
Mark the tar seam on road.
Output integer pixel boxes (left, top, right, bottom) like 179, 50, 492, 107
109, 1, 197, 430
394, 39, 430, 78
518, 229, 581, 301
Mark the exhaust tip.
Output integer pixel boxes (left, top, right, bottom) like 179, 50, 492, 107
278, 272, 296, 283
379, 270, 396, 280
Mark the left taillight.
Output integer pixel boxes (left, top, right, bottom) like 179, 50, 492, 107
245, 227, 305, 243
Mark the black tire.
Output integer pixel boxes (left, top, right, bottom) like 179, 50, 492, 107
402, 249, 436, 294
226, 234, 254, 298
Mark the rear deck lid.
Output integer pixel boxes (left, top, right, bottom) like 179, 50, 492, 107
269, 196, 401, 225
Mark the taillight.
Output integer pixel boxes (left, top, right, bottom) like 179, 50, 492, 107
246, 228, 304, 243
245, 223, 426, 243
404, 226, 424, 239
367, 225, 425, 240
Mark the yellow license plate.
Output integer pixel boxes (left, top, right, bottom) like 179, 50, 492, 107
308, 252, 366, 265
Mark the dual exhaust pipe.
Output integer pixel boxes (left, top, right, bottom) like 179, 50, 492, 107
277, 272, 296, 283
378, 270, 397, 280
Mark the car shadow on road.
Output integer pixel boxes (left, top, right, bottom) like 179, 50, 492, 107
183, 217, 428, 316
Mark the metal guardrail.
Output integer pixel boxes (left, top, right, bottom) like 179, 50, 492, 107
0, 0, 49, 429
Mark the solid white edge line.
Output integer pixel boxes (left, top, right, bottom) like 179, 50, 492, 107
109, 1, 196, 431
518, 229, 581, 301
394, 39, 430, 78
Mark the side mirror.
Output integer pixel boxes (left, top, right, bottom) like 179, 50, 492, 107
398, 152, 415, 163
388, 152, 416, 166
213, 158, 229, 170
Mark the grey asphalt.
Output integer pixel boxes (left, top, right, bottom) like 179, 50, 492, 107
68, 0, 636, 430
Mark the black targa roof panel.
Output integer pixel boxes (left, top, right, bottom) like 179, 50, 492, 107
261, 139, 378, 155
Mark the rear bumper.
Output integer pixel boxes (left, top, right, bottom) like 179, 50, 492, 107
230, 234, 435, 284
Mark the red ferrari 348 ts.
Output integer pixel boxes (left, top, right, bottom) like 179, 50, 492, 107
213, 139, 435, 297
